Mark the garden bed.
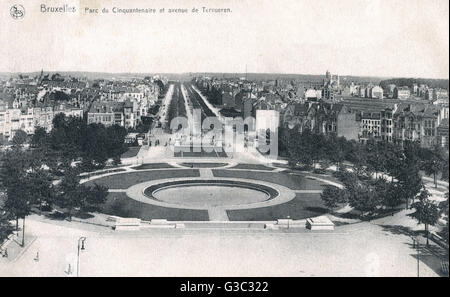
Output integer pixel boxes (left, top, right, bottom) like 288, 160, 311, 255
121, 147, 141, 158
227, 193, 327, 221
83, 169, 200, 189
132, 163, 175, 170
180, 162, 228, 168
101, 192, 209, 221
230, 164, 274, 171
212, 170, 325, 191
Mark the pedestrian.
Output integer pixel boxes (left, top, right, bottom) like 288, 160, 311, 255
34, 251, 39, 262
66, 264, 72, 275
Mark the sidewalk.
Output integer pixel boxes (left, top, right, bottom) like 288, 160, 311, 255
0, 230, 37, 264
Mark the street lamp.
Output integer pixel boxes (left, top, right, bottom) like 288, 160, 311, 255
77, 237, 86, 277
412, 236, 420, 277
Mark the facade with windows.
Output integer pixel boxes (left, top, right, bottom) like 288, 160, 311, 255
392, 104, 445, 148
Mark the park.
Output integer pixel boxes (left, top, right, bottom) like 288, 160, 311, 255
1, 83, 448, 277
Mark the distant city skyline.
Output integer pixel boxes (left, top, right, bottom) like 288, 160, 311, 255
1, 0, 449, 79
1, 70, 448, 81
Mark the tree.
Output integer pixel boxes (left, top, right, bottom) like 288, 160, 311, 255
438, 192, 449, 243
0, 215, 13, 243
383, 182, 405, 214
347, 141, 369, 177
421, 145, 445, 188
395, 141, 423, 209
309, 132, 327, 168
287, 128, 310, 168
50, 114, 86, 160
12, 130, 27, 147
55, 168, 84, 221
31, 126, 49, 149
396, 165, 423, 209
287, 129, 316, 169
106, 125, 127, 162
56, 168, 109, 219
365, 139, 385, 178
384, 142, 404, 182
83, 183, 109, 212
327, 136, 346, 171
321, 185, 347, 211
51, 73, 63, 81
442, 158, 449, 182
347, 184, 382, 219
0, 148, 33, 246
409, 189, 440, 246
26, 168, 54, 213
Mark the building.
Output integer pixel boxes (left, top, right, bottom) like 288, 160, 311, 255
87, 101, 122, 127
394, 87, 411, 100
0, 103, 82, 142
87, 99, 140, 129
384, 84, 397, 98
437, 120, 449, 149
370, 86, 384, 99
433, 89, 449, 101
358, 112, 381, 143
380, 108, 394, 142
304, 89, 321, 101
282, 102, 359, 141
255, 109, 279, 155
32, 106, 54, 132
392, 104, 445, 148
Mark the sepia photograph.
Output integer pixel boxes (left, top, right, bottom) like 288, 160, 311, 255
0, 0, 449, 285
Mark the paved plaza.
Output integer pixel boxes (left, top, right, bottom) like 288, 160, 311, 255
2, 157, 447, 277
0, 215, 444, 277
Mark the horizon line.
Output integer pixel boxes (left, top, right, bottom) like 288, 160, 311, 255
0, 70, 448, 81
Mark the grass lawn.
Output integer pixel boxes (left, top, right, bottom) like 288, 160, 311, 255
83, 168, 127, 178
174, 150, 228, 158
121, 147, 141, 158
84, 169, 200, 189
212, 170, 325, 190
227, 193, 327, 221
180, 162, 228, 168
102, 192, 209, 221
230, 164, 274, 171
132, 163, 175, 170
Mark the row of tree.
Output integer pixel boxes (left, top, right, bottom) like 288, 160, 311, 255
32, 113, 128, 171
283, 128, 448, 187
283, 129, 449, 244
0, 115, 124, 244
194, 81, 223, 106
0, 146, 109, 245
379, 78, 449, 91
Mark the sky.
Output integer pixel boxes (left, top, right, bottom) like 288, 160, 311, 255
1, 0, 449, 78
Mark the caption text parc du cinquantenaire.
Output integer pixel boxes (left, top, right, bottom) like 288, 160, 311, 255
39, 4, 232, 14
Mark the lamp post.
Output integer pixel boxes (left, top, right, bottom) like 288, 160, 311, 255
77, 237, 86, 277
416, 239, 420, 277
21, 216, 26, 247
412, 236, 420, 277
287, 215, 290, 229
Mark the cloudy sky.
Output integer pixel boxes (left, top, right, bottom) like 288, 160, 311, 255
1, 0, 448, 78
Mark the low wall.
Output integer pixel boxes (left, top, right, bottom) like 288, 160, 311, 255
430, 232, 449, 250
110, 216, 312, 231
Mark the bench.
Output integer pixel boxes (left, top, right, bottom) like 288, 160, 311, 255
442, 262, 449, 275
114, 218, 141, 231
150, 219, 169, 225
306, 216, 335, 230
